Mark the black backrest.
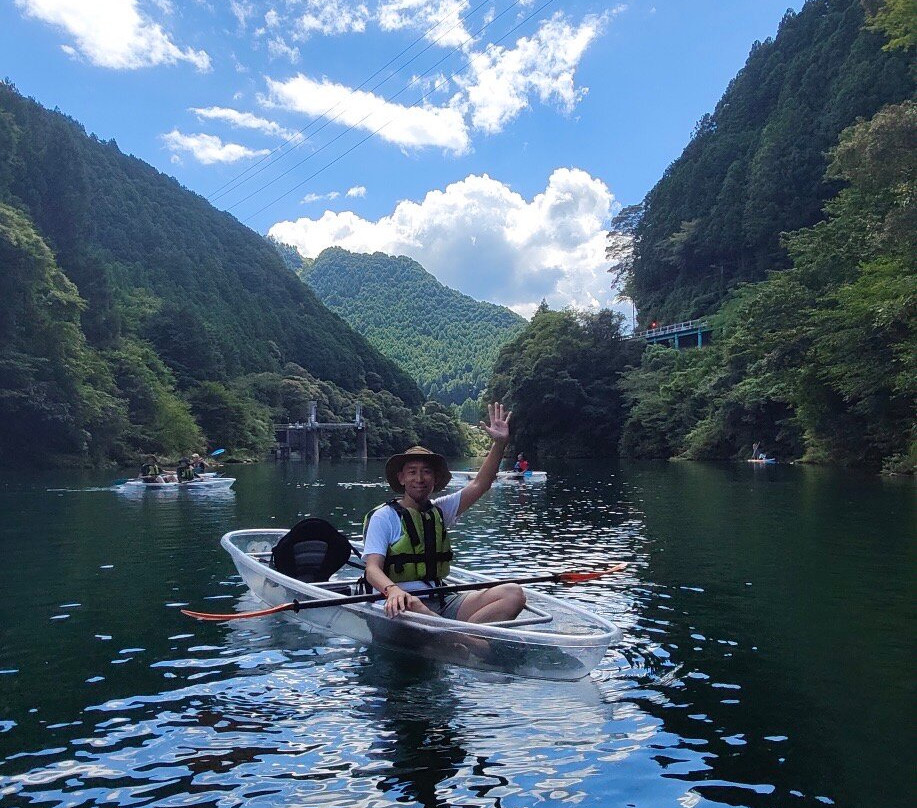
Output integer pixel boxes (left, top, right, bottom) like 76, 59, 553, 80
271, 518, 357, 583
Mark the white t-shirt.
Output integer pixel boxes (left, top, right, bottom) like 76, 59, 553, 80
363, 491, 462, 593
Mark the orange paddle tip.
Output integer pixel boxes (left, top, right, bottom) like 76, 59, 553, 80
557, 562, 626, 583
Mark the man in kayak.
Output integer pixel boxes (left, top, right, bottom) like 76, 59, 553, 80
176, 457, 197, 482
513, 453, 529, 473
140, 455, 164, 482
363, 401, 525, 624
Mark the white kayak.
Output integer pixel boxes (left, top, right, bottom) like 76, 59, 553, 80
119, 476, 235, 491
450, 469, 547, 484
220, 529, 620, 681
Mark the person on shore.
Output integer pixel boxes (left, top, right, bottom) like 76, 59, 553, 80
513, 453, 529, 473
362, 402, 525, 623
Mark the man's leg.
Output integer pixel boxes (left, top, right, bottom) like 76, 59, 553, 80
455, 584, 525, 623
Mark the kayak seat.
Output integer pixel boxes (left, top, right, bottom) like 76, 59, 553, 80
271, 518, 358, 583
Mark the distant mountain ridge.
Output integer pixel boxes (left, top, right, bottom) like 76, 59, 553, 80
291, 246, 527, 407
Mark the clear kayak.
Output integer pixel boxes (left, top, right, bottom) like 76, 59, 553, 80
449, 470, 547, 484
221, 529, 620, 681
119, 477, 235, 491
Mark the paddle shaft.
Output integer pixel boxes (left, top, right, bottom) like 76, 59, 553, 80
296, 573, 572, 610
181, 564, 626, 621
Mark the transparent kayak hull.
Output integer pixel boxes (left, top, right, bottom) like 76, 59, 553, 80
222, 529, 620, 681
120, 477, 235, 491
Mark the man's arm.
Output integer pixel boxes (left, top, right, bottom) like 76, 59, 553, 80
458, 401, 511, 516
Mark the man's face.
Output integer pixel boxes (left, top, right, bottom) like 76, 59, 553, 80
398, 459, 435, 501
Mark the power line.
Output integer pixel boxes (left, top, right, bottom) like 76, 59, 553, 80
207, 0, 495, 203
242, 0, 560, 224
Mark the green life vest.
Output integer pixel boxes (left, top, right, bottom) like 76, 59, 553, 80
177, 465, 195, 482
364, 499, 453, 583
141, 463, 161, 477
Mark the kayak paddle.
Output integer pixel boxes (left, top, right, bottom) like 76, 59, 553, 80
210, 448, 225, 457
181, 563, 627, 622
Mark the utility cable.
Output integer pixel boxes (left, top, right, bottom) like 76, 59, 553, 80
229, 0, 533, 215
208, 0, 495, 202
242, 0, 560, 223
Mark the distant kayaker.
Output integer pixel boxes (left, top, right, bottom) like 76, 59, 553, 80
140, 455, 163, 482
513, 453, 529, 473
191, 453, 208, 474
176, 457, 197, 482
363, 401, 525, 624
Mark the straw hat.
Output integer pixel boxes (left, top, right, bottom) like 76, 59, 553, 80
385, 446, 451, 493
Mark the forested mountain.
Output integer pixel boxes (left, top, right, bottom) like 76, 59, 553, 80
493, 0, 914, 473
293, 247, 527, 409
626, 0, 913, 324
0, 82, 466, 465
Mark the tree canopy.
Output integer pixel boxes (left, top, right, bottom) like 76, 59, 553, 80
0, 82, 467, 464
293, 246, 526, 409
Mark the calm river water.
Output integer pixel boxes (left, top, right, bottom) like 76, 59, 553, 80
0, 460, 912, 808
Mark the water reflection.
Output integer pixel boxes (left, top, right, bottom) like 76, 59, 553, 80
0, 461, 912, 808
357, 651, 467, 807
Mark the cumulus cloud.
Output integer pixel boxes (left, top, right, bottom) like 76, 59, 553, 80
458, 12, 608, 133
377, 0, 472, 49
15, 0, 211, 71
269, 169, 623, 317
191, 106, 299, 140
162, 130, 270, 164
253, 10, 608, 151
346, 185, 367, 198
262, 74, 469, 153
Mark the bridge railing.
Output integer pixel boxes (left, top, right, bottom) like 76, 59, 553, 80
630, 318, 710, 340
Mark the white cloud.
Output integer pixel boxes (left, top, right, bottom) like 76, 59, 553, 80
263, 74, 469, 153
15, 0, 211, 71
301, 191, 340, 204
162, 130, 270, 164
293, 0, 370, 39
230, 0, 256, 29
267, 36, 301, 63
377, 0, 472, 49
346, 185, 367, 198
458, 12, 607, 134
255, 11, 607, 151
191, 106, 299, 140
269, 169, 624, 316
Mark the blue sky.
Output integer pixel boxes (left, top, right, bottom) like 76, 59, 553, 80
2, 0, 801, 317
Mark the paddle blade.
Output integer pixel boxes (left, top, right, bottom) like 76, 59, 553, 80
181, 602, 294, 621
556, 562, 626, 583
210, 448, 226, 457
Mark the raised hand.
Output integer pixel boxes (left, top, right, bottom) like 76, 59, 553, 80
479, 401, 511, 444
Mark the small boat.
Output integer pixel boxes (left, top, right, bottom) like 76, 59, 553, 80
497, 470, 547, 482
119, 476, 235, 491
217, 527, 620, 681
449, 469, 547, 484
748, 442, 776, 464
